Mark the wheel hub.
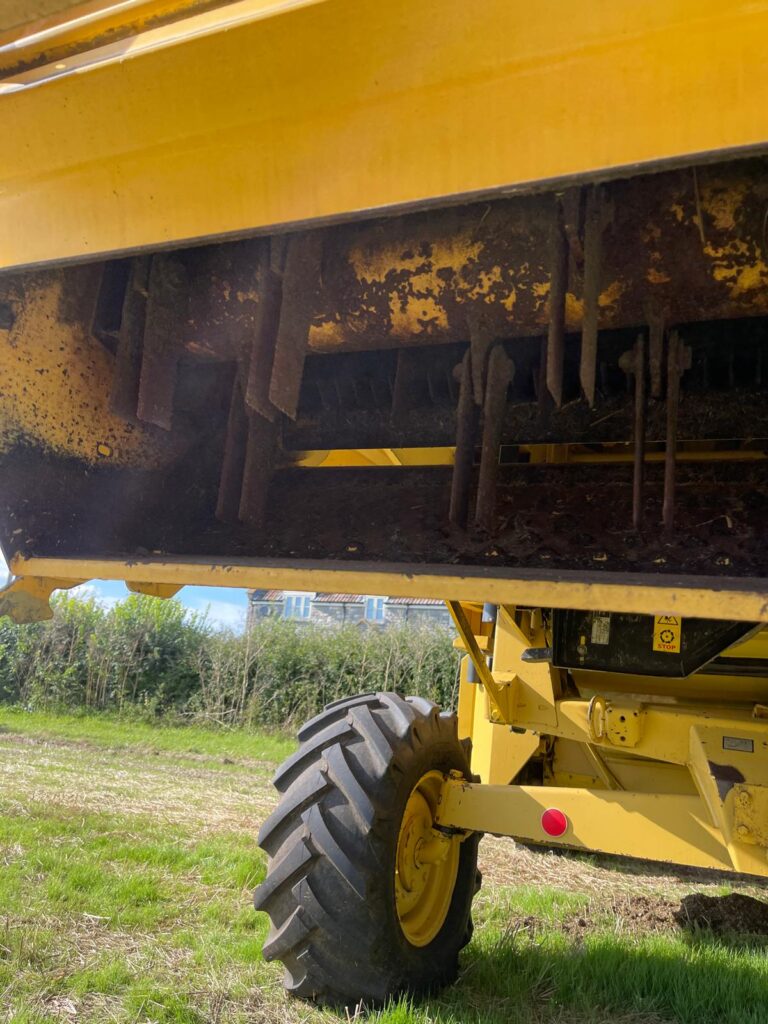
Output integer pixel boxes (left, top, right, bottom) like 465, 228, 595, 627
395, 770, 461, 947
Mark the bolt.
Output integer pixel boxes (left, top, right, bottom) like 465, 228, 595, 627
736, 825, 751, 840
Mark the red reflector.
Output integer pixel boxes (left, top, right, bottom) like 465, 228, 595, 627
541, 808, 568, 837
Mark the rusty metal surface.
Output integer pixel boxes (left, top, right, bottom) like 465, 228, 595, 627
12, 160, 768, 366
305, 161, 768, 354
0, 266, 184, 468
7, 160, 768, 365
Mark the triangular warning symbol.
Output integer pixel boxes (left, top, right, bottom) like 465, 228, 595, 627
657, 615, 679, 625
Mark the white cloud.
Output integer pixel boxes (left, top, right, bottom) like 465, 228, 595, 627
67, 583, 121, 610
185, 598, 246, 633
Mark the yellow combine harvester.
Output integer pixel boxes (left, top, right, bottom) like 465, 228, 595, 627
2, 0, 768, 1005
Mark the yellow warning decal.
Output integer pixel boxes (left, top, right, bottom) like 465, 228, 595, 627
653, 615, 681, 654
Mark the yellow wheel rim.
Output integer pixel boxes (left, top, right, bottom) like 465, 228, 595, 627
395, 770, 461, 947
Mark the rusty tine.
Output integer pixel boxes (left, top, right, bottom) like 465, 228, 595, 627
268, 231, 324, 421
449, 350, 480, 529
546, 200, 568, 408
663, 331, 681, 534
648, 310, 665, 400
580, 186, 606, 407
216, 371, 249, 524
632, 333, 646, 531
238, 412, 279, 528
475, 345, 514, 532
109, 256, 150, 421
136, 253, 188, 430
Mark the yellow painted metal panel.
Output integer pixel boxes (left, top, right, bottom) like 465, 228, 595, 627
10, 554, 768, 621
3, 0, 768, 269
468, 685, 539, 786
552, 699, 764, 768
436, 781, 766, 874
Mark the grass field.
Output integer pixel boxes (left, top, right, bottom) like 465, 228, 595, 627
1, 709, 767, 1024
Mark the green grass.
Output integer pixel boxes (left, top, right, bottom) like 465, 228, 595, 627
0, 710, 767, 1024
0, 706, 296, 763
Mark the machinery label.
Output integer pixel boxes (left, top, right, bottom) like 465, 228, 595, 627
591, 615, 611, 645
723, 736, 754, 753
653, 615, 681, 653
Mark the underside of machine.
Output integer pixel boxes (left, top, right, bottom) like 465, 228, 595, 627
3, 0, 768, 1007
1, 155, 767, 589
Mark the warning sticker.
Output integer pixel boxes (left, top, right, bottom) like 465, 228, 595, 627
653, 615, 682, 654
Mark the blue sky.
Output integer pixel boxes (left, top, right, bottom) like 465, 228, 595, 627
0, 551, 250, 631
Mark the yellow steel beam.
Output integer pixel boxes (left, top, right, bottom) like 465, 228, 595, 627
3, 1, 768, 269
436, 779, 768, 876
290, 449, 455, 469
289, 447, 767, 469
446, 600, 507, 722
10, 554, 768, 621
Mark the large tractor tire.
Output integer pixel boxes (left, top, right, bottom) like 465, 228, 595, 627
254, 692, 480, 1006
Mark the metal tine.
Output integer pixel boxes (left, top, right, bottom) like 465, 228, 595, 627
268, 231, 324, 420
245, 238, 283, 421
648, 310, 665, 400
663, 330, 691, 534
238, 412, 279, 528
580, 185, 608, 407
110, 256, 150, 420
546, 198, 568, 408
449, 350, 480, 529
475, 345, 514, 531
632, 332, 647, 530
216, 370, 249, 524
137, 253, 188, 430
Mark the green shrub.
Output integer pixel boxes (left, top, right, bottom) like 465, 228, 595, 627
0, 595, 459, 729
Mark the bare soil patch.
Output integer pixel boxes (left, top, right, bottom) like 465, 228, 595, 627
676, 892, 768, 936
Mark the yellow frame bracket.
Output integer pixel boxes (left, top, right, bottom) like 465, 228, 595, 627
0, 575, 85, 623
446, 600, 508, 722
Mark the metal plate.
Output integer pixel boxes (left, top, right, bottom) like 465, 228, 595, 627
3, 0, 768, 269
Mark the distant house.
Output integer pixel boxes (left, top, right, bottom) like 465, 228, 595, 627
247, 591, 451, 629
